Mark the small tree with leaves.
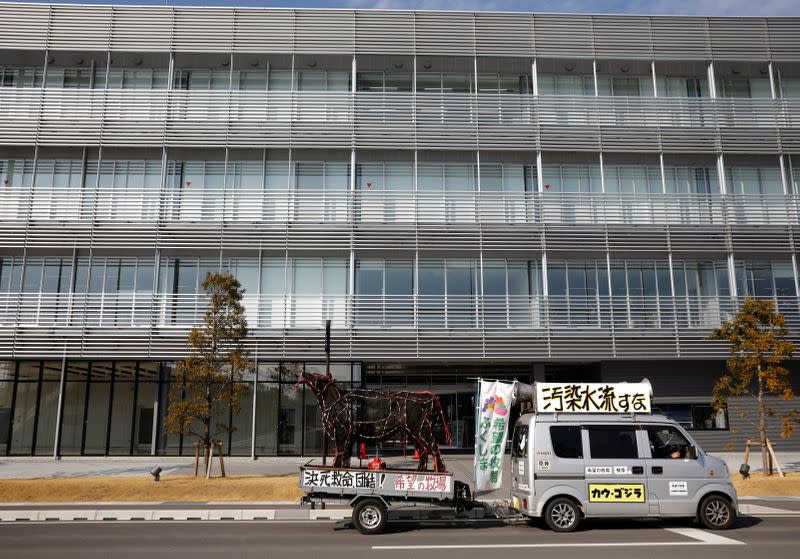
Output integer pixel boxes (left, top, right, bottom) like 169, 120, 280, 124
165, 271, 252, 477
711, 298, 796, 475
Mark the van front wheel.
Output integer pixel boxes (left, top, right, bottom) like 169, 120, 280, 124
698, 495, 736, 530
544, 497, 581, 532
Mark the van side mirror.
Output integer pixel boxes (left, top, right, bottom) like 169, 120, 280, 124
686, 445, 697, 460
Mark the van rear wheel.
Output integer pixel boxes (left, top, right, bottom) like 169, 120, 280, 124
544, 497, 580, 532
698, 495, 735, 530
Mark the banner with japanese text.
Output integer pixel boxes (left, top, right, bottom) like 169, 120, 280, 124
535, 382, 651, 413
474, 380, 515, 491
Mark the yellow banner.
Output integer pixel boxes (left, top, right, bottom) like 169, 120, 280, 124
588, 483, 645, 503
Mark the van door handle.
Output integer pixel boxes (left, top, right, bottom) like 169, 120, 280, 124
632, 466, 644, 474
652, 466, 663, 474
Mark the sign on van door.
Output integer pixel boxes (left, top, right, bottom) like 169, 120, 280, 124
583, 425, 649, 516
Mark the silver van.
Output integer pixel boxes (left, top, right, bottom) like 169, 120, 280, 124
510, 412, 738, 532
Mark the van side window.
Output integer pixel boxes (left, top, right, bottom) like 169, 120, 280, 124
645, 425, 692, 459
550, 426, 582, 458
587, 426, 638, 459
512, 425, 529, 458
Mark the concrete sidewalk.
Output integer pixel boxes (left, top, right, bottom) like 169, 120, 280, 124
2, 452, 799, 480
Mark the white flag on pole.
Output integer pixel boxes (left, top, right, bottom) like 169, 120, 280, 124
474, 379, 515, 491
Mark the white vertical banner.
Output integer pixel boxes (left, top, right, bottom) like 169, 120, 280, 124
474, 379, 515, 491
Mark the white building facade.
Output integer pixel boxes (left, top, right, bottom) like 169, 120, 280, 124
0, 3, 799, 456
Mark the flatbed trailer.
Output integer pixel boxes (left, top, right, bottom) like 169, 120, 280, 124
299, 464, 474, 534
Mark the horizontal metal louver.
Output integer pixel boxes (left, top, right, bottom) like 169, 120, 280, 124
354, 10, 414, 54
650, 17, 711, 60
294, 10, 354, 54
414, 11, 475, 56
474, 12, 534, 57
533, 13, 594, 58
766, 18, 800, 61
173, 7, 234, 52
708, 17, 769, 61
0, 6, 795, 60
231, 9, 294, 53
110, 6, 174, 52
0, 3, 50, 50
591, 15, 653, 59
48, 4, 111, 51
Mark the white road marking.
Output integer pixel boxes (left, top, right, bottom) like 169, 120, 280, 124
738, 504, 794, 515
665, 527, 746, 545
372, 527, 745, 550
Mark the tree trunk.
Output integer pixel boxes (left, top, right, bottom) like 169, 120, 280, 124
204, 381, 212, 475
757, 365, 770, 475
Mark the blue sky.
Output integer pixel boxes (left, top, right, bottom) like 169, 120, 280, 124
11, 0, 800, 17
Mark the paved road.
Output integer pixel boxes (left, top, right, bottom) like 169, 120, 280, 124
0, 513, 797, 559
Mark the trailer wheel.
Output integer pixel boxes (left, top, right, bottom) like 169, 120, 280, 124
352, 498, 388, 535
544, 497, 581, 532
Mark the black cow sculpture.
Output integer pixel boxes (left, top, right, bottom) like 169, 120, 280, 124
296, 371, 451, 472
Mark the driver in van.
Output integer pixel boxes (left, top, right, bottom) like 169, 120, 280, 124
668, 446, 683, 459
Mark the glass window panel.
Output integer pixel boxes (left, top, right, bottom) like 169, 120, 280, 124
296, 163, 323, 190
324, 163, 349, 190
268, 70, 292, 91
720, 78, 751, 98
507, 262, 531, 296
781, 77, 800, 99
357, 163, 383, 191
255, 380, 278, 455
293, 260, 322, 295
750, 78, 772, 98
357, 72, 384, 91
773, 263, 797, 297
265, 162, 290, 189
504, 164, 527, 192
356, 261, 382, 295
326, 71, 350, 91
108, 376, 135, 455
385, 262, 413, 295
417, 73, 441, 91
446, 261, 475, 296
480, 165, 503, 192
547, 265, 567, 296
419, 261, 445, 295
588, 426, 639, 459
278, 383, 302, 455
384, 163, 413, 190
297, 70, 325, 91
418, 164, 443, 191
612, 76, 641, 96
482, 262, 506, 296
10, 381, 36, 453
22, 259, 42, 293
441, 73, 469, 92
596, 76, 612, 96
477, 73, 498, 92
444, 164, 473, 191
550, 426, 583, 458
230, 385, 253, 455
59, 379, 86, 455
323, 260, 348, 295
261, 260, 286, 295
385, 73, 412, 92
239, 71, 267, 90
